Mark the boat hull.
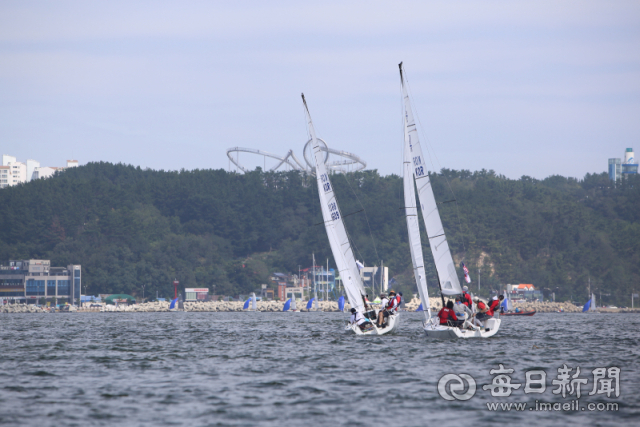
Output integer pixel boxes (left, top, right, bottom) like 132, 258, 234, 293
345, 311, 400, 335
424, 318, 501, 339
501, 310, 536, 316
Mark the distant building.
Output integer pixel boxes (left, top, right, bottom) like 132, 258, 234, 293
1, 155, 79, 188
609, 148, 638, 182
608, 158, 621, 182
360, 266, 389, 293
622, 148, 638, 177
184, 288, 209, 301
505, 284, 543, 301
0, 260, 81, 304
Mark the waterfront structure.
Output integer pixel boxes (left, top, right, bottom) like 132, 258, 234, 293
609, 148, 638, 182
184, 288, 209, 301
505, 284, 543, 301
0, 260, 81, 304
360, 265, 389, 293
1, 155, 79, 188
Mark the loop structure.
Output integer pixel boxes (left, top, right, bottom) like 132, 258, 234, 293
227, 139, 366, 174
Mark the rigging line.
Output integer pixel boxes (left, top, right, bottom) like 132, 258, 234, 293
340, 171, 380, 261
403, 67, 470, 256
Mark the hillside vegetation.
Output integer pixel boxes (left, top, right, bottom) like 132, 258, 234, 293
0, 162, 637, 305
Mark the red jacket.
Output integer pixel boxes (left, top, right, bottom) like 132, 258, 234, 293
487, 299, 500, 316
437, 307, 458, 325
462, 292, 473, 308
477, 301, 487, 313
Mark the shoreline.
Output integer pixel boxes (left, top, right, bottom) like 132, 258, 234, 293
2, 297, 638, 314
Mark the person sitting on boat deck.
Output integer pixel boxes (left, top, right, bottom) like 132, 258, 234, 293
379, 290, 398, 328
398, 292, 404, 309
487, 295, 504, 317
454, 296, 475, 329
461, 286, 473, 308
376, 293, 389, 327
437, 300, 459, 326
350, 308, 370, 330
473, 296, 490, 327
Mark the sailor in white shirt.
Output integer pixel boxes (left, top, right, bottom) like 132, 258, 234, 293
377, 293, 389, 327
350, 308, 367, 328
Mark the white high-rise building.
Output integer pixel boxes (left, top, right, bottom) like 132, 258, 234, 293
1, 155, 79, 189
26, 159, 40, 182
1, 155, 27, 187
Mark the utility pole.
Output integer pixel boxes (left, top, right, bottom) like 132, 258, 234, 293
478, 269, 481, 292
326, 258, 329, 302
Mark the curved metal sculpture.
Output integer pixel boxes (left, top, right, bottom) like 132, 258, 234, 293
227, 138, 366, 175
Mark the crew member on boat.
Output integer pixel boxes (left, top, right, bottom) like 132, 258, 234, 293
379, 290, 398, 328
376, 293, 389, 327
437, 300, 458, 326
461, 286, 473, 308
488, 295, 504, 317
350, 308, 370, 331
473, 296, 490, 327
454, 296, 475, 329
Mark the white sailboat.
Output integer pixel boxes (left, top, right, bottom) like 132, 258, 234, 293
244, 292, 260, 312
399, 62, 500, 339
301, 94, 399, 335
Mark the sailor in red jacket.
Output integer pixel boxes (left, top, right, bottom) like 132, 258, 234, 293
461, 286, 473, 308
437, 300, 459, 326
487, 295, 504, 317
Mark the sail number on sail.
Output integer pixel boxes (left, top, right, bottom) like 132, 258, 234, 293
328, 202, 340, 220
320, 173, 332, 192
413, 156, 425, 177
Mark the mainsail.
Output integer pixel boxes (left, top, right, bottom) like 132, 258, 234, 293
403, 112, 431, 319
400, 63, 462, 296
302, 94, 366, 313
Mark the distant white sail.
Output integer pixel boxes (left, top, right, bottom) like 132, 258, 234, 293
251, 293, 257, 310
302, 94, 365, 313
403, 114, 431, 319
400, 66, 462, 296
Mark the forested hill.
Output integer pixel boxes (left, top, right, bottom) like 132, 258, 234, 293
0, 162, 637, 305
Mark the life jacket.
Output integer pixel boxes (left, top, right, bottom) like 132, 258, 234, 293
438, 307, 458, 325
395, 295, 401, 307
387, 296, 397, 311
477, 301, 487, 313
487, 299, 500, 316
462, 292, 472, 307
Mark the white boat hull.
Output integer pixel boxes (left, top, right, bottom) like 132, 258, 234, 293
345, 310, 400, 335
424, 318, 501, 339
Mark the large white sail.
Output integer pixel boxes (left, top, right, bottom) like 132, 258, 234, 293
400, 64, 462, 296
403, 116, 431, 319
302, 94, 365, 313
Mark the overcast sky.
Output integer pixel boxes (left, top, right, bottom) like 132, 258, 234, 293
1, 1, 638, 179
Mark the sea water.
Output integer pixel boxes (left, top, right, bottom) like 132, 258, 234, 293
0, 312, 638, 426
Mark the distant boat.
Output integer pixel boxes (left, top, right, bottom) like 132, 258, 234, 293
169, 297, 179, 311
284, 297, 300, 312
501, 309, 536, 316
583, 293, 598, 313
244, 293, 260, 312
398, 62, 500, 339
338, 296, 345, 312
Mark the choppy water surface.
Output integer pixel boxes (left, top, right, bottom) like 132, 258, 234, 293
1, 312, 638, 426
